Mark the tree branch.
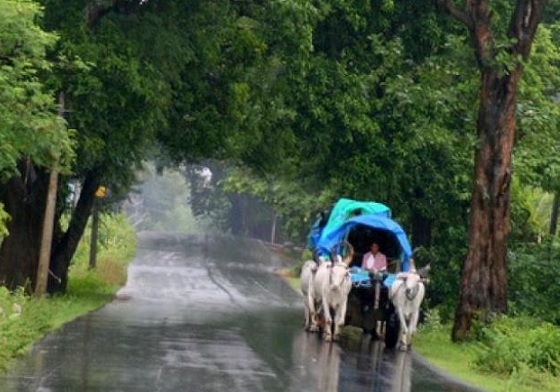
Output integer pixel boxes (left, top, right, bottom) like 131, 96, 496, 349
508, 0, 548, 59
440, 0, 473, 29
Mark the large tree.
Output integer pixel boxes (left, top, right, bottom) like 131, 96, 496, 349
439, 0, 548, 340
0, 0, 72, 289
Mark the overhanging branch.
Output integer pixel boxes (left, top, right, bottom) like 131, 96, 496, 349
440, 0, 473, 29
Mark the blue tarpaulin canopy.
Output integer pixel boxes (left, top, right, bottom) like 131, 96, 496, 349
307, 198, 391, 250
320, 198, 391, 237
316, 214, 412, 272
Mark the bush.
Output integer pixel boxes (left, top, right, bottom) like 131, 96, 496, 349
474, 316, 560, 377
418, 308, 445, 332
508, 240, 560, 324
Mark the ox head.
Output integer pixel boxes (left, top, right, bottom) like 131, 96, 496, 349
327, 263, 351, 291
395, 266, 426, 301
402, 273, 423, 301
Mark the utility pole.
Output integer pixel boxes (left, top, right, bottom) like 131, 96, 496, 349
271, 213, 277, 244
89, 186, 106, 269
35, 93, 63, 297
89, 202, 99, 269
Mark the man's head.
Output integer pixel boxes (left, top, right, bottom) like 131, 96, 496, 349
370, 242, 380, 254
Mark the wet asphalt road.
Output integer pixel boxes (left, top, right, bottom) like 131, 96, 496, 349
0, 233, 484, 392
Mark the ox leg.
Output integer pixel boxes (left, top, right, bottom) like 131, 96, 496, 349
308, 295, 320, 333
396, 309, 408, 351
303, 296, 311, 331
333, 300, 348, 341
407, 310, 420, 349
322, 298, 333, 342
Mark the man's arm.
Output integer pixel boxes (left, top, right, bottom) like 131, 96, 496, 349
378, 254, 388, 271
342, 245, 355, 267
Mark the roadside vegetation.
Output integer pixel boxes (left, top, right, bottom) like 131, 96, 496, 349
414, 239, 560, 391
0, 213, 135, 372
416, 313, 560, 392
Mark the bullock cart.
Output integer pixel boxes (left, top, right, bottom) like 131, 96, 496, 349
309, 199, 413, 349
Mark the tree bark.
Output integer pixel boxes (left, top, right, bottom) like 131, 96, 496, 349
411, 188, 432, 250
0, 162, 48, 291
550, 191, 559, 236
412, 211, 432, 250
443, 0, 548, 341
48, 171, 100, 293
229, 193, 250, 237
452, 67, 520, 341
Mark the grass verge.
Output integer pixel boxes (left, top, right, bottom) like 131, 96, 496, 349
415, 324, 560, 392
0, 213, 136, 372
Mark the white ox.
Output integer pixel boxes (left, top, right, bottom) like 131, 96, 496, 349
389, 266, 426, 350
300, 259, 318, 331
309, 259, 352, 342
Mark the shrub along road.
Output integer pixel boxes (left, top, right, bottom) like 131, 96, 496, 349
0, 233, 482, 391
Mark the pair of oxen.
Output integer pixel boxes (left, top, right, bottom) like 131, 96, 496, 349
300, 250, 428, 350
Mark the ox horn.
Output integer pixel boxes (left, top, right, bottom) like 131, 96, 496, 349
409, 257, 417, 272
418, 263, 431, 278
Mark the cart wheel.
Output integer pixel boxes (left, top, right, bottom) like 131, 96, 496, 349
384, 310, 400, 349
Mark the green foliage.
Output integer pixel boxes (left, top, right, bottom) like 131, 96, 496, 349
474, 317, 560, 377
44, 2, 166, 192
508, 240, 560, 324
0, 0, 73, 176
221, 166, 335, 241
0, 203, 9, 241
419, 308, 445, 332
515, 22, 560, 194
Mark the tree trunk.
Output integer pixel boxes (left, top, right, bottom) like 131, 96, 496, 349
411, 188, 432, 250
452, 68, 521, 341
89, 202, 99, 270
441, 0, 547, 342
48, 171, 100, 294
550, 191, 559, 236
229, 193, 250, 237
412, 212, 432, 250
0, 162, 48, 290
271, 213, 277, 244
